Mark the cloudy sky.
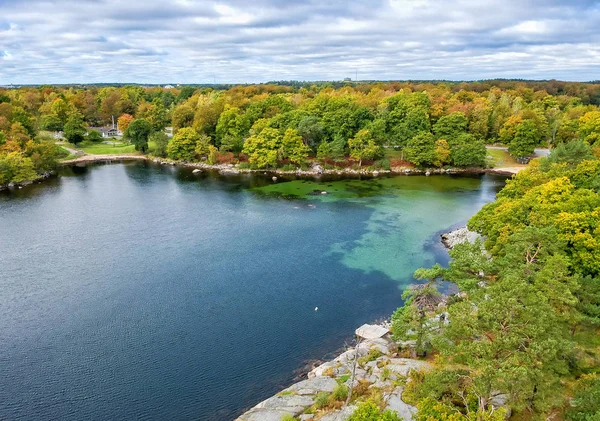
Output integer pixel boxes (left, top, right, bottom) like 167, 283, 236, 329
0, 0, 599, 84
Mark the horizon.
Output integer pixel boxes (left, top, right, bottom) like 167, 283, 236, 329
1, 0, 599, 84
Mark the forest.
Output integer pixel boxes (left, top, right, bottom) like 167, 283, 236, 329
392, 142, 600, 420
1, 80, 600, 184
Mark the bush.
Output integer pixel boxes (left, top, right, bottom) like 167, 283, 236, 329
566, 374, 600, 421
313, 392, 330, 410
347, 399, 401, 421
373, 159, 391, 170
359, 348, 382, 366
329, 384, 348, 402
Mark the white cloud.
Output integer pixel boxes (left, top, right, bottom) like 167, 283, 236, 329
0, 0, 598, 83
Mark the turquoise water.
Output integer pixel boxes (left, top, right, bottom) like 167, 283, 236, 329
0, 162, 504, 420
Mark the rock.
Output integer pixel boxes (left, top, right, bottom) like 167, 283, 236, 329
192, 169, 201, 174
386, 358, 431, 377
272, 176, 278, 181
319, 405, 357, 421
255, 394, 314, 415
237, 408, 294, 421
357, 337, 394, 355
355, 324, 390, 340
385, 388, 417, 421
308, 361, 338, 378
440, 226, 480, 249
373, 171, 379, 176
312, 164, 324, 174
425, 171, 431, 176
321, 191, 328, 195
299, 415, 314, 421
284, 377, 338, 395
490, 392, 511, 418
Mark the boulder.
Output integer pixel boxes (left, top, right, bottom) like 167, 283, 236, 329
355, 324, 389, 340
255, 394, 314, 415
284, 377, 338, 395
319, 405, 357, 421
192, 169, 201, 174
308, 361, 337, 378
386, 358, 431, 377
385, 388, 417, 421
237, 409, 294, 421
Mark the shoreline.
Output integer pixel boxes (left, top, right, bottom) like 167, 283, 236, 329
2, 154, 517, 192
236, 322, 431, 421
59, 154, 521, 177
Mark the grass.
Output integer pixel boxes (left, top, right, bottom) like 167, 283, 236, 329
78, 141, 137, 155
358, 348, 383, 366
486, 148, 525, 168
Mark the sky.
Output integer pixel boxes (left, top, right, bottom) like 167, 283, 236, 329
0, 0, 599, 84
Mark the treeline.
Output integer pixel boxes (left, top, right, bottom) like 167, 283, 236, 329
2, 80, 600, 183
392, 142, 600, 420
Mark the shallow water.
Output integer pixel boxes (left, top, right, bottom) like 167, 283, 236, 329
0, 162, 505, 420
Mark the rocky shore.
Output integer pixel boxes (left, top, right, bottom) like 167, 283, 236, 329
440, 226, 481, 249
59, 154, 520, 179
236, 324, 430, 421
0, 171, 54, 191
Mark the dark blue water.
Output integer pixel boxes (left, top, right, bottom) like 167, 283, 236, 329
0, 162, 504, 420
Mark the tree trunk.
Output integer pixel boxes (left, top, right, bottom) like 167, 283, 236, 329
345, 338, 362, 405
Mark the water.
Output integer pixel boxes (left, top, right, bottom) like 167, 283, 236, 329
0, 162, 505, 420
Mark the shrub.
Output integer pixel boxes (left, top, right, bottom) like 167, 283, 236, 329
347, 399, 401, 421
359, 348, 382, 366
329, 384, 349, 402
313, 392, 330, 410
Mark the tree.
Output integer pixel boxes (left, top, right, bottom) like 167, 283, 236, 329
194, 133, 213, 157
317, 141, 332, 161
566, 374, 600, 421
578, 111, 600, 145
87, 130, 103, 142
348, 129, 382, 166
39, 114, 63, 132
508, 120, 538, 158
117, 113, 134, 132
545, 140, 594, 167
242, 127, 281, 168
280, 128, 310, 165
167, 127, 199, 161
149, 131, 169, 158
63, 115, 86, 144
297, 116, 324, 150
433, 112, 468, 141
124, 119, 152, 153
450, 134, 487, 167
405, 131, 436, 167
433, 139, 451, 167
172, 103, 195, 130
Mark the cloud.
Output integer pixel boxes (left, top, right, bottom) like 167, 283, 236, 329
0, 0, 599, 84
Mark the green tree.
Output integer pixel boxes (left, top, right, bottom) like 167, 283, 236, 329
124, 119, 152, 153
280, 128, 310, 165
149, 131, 169, 158
546, 140, 594, 167
316, 141, 332, 160
242, 127, 281, 168
167, 127, 199, 161
63, 114, 86, 144
297, 115, 324, 150
509, 120, 538, 158
450, 134, 487, 167
39, 114, 63, 132
433, 112, 468, 141
566, 374, 600, 421
405, 131, 436, 167
194, 133, 213, 157
348, 129, 382, 166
